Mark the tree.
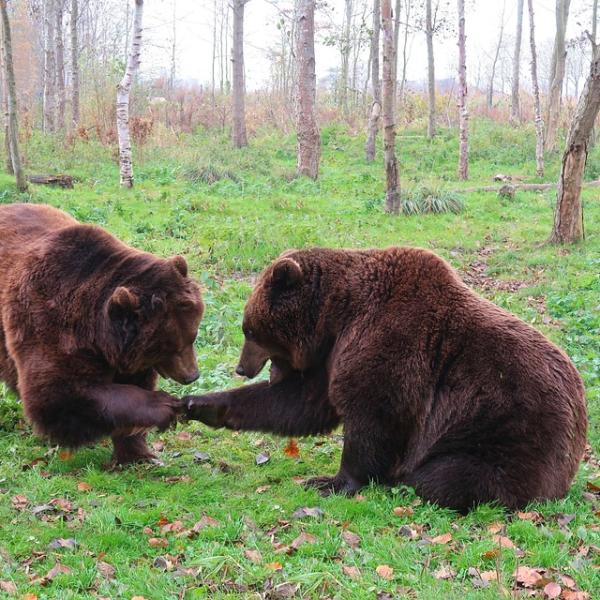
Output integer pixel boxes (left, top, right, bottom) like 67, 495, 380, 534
457, 0, 468, 180
365, 0, 380, 161
55, 0, 66, 130
510, 0, 524, 123
549, 44, 600, 243
487, 1, 506, 110
527, 0, 544, 177
0, 0, 27, 191
116, 0, 143, 188
70, 0, 79, 127
425, 0, 436, 137
295, 0, 320, 179
545, 0, 571, 153
382, 0, 399, 213
232, 0, 248, 148
339, 0, 353, 116
43, 0, 57, 133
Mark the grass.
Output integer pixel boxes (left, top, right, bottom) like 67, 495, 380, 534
0, 119, 599, 599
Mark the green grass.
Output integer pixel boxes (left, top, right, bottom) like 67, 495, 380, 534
0, 120, 599, 599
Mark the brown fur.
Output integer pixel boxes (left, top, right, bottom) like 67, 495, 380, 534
186, 247, 587, 511
0, 203, 203, 464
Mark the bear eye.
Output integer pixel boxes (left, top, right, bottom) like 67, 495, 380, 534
245, 329, 255, 340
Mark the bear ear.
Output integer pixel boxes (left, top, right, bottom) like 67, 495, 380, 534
108, 286, 139, 318
271, 258, 302, 290
171, 255, 188, 278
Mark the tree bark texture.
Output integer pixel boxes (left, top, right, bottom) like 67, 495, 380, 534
457, 0, 468, 180
43, 0, 56, 133
70, 0, 79, 127
232, 0, 248, 148
426, 0, 436, 138
510, 0, 524, 123
365, 0, 381, 162
55, 0, 65, 130
527, 0, 544, 176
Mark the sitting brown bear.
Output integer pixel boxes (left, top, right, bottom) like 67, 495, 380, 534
0, 203, 203, 464
186, 247, 587, 511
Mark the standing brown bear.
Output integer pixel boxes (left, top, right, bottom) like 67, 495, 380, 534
186, 247, 587, 511
0, 203, 203, 465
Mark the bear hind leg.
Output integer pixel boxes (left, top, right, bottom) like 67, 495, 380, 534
110, 431, 158, 466
405, 454, 524, 513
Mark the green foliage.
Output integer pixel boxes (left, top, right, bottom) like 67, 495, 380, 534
0, 120, 598, 598
400, 186, 464, 215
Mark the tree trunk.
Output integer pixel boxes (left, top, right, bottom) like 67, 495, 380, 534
0, 23, 12, 174
382, 0, 399, 213
527, 0, 544, 177
116, 0, 143, 189
391, 0, 400, 108
339, 0, 352, 116
545, 0, 570, 153
0, 0, 26, 191
365, 0, 381, 162
487, 2, 505, 111
43, 0, 57, 133
510, 0, 524, 123
55, 0, 65, 130
457, 0, 468, 180
231, 0, 248, 148
425, 0, 435, 138
295, 0, 320, 179
549, 47, 600, 243
70, 0, 79, 127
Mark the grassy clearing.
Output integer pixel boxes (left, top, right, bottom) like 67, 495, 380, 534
0, 120, 599, 599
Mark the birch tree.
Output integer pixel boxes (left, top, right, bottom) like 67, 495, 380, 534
70, 0, 79, 127
116, 0, 143, 188
425, 0, 436, 137
510, 0, 524, 123
43, 0, 57, 133
232, 0, 248, 148
0, 0, 26, 191
365, 0, 380, 161
457, 0, 468, 180
487, 1, 506, 110
545, 0, 570, 153
295, 0, 320, 179
550, 43, 600, 243
382, 0, 399, 213
528, 0, 544, 176
55, 0, 66, 130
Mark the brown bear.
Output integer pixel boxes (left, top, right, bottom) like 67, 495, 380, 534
0, 203, 203, 464
185, 247, 588, 511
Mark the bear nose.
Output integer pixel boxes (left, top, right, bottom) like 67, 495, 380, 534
235, 364, 245, 377
182, 369, 200, 384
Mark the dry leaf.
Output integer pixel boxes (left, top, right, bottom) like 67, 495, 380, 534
562, 592, 590, 600
51, 498, 72, 513
431, 533, 452, 545
77, 482, 92, 492
291, 532, 316, 550
244, 549, 262, 564
343, 566, 361, 580
266, 561, 283, 571
176, 431, 191, 441
559, 575, 576, 589
393, 506, 414, 517
433, 564, 456, 580
255, 452, 270, 465
482, 548, 501, 560
0, 581, 17, 594
148, 538, 168, 548
487, 522, 504, 534
354, 494, 367, 502
131, 596, 148, 600
283, 439, 300, 458
47, 538, 77, 550
21, 594, 37, 600
517, 511, 542, 523
11, 495, 29, 511
97, 561, 116, 580
492, 535, 516, 549
255, 485, 271, 493
543, 582, 561, 598
480, 570, 499, 582
586, 481, 600, 493
375, 565, 394, 580
58, 450, 73, 461
342, 530, 360, 548
514, 566, 544, 588
292, 507, 324, 519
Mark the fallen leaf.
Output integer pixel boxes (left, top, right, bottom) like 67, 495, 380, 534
31, 562, 71, 586
153, 556, 173, 571
97, 561, 116, 580
47, 538, 77, 550
131, 597, 148, 600
342, 530, 360, 548
142, 526, 153, 535
283, 439, 300, 458
271, 583, 299, 597
189, 515, 219, 534
266, 561, 283, 571
244, 549, 262, 563
431, 533, 452, 545
193, 451, 210, 463
562, 592, 590, 600
21, 594, 37, 600
290, 532, 316, 550
481, 548, 501, 560
292, 507, 324, 519
480, 570, 499, 582
11, 495, 29, 511
176, 431, 191, 441
375, 565, 394, 580
543, 582, 561, 598
152, 441, 165, 452
31, 504, 55, 516
559, 574, 576, 589
255, 485, 271, 493
51, 498, 72, 513
433, 564, 455, 580
148, 537, 168, 548
0, 581, 17, 594
517, 511, 542, 523
492, 535, 516, 549
514, 566, 544, 588
161, 520, 185, 534
77, 482, 92, 492
58, 450, 73, 461
255, 452, 270, 466
586, 481, 600, 493
398, 525, 418, 539
354, 494, 367, 502
393, 506, 414, 517
487, 522, 504, 534
343, 565, 361, 580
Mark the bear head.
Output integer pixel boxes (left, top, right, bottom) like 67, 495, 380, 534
105, 254, 204, 385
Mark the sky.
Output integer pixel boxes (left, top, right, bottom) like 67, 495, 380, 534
139, 0, 593, 92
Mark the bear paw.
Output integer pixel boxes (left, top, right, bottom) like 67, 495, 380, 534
304, 474, 363, 497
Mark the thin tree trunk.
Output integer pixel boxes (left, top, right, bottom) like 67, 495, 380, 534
487, 2, 505, 111
0, 23, 12, 174
391, 0, 400, 108
397, 0, 411, 107
70, 0, 79, 127
231, 0, 248, 148
340, 0, 352, 116
425, 0, 435, 138
382, 0, 399, 213
550, 46, 600, 243
55, 0, 65, 130
116, 0, 143, 189
527, 0, 544, 177
43, 0, 57, 133
510, 0, 524, 123
295, 0, 320, 179
545, 0, 570, 153
211, 0, 216, 104
457, 0, 468, 180
169, 0, 176, 91
365, 0, 381, 162
0, 0, 26, 191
